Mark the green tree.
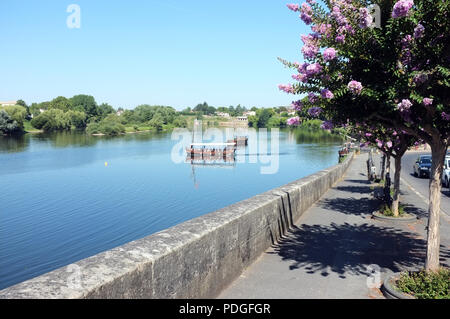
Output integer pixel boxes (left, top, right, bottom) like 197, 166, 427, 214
67, 110, 87, 129
31, 109, 71, 132
256, 108, 274, 128
70, 95, 98, 118
3, 105, 27, 128
148, 114, 164, 131
98, 103, 115, 120
0, 110, 22, 135
173, 116, 188, 128
49, 96, 72, 112
281, 0, 450, 272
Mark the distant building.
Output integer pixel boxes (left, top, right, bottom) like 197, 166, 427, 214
243, 111, 256, 117
288, 111, 296, 116
236, 116, 248, 122
116, 110, 124, 116
216, 112, 230, 118
0, 101, 17, 107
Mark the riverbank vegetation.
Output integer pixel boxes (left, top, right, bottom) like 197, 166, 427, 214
1, 95, 192, 136
2, 96, 345, 139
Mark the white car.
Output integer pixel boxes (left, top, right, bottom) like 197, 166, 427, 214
443, 156, 450, 188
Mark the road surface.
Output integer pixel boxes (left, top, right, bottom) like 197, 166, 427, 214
377, 151, 450, 217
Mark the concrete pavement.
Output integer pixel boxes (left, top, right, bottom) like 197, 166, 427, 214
218, 153, 450, 299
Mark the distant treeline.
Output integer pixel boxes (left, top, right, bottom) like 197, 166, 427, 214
0, 95, 188, 136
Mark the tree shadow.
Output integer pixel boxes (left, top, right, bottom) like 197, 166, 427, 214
268, 222, 450, 278
319, 196, 380, 217
402, 203, 428, 219
348, 178, 371, 184
335, 185, 373, 194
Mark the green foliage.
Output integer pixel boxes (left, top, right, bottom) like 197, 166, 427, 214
148, 114, 164, 131
66, 110, 87, 129
0, 110, 22, 135
173, 116, 188, 128
379, 204, 406, 217
49, 96, 72, 112
2, 105, 27, 128
86, 114, 125, 136
30, 109, 71, 132
256, 108, 275, 128
396, 268, 450, 299
97, 103, 115, 120
70, 95, 98, 118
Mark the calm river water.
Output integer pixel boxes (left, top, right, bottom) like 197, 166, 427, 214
0, 128, 342, 289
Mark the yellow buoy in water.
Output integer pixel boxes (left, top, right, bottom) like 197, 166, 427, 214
105, 162, 108, 167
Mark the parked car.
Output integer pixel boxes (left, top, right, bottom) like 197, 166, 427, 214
442, 156, 450, 188
413, 155, 432, 178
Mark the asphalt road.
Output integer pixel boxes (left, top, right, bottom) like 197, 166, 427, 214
400, 152, 450, 217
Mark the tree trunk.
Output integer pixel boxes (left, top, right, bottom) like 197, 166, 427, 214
391, 156, 401, 217
380, 154, 386, 180
386, 154, 391, 175
425, 139, 447, 272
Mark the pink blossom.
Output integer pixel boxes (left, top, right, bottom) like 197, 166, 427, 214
292, 73, 308, 82
312, 23, 332, 37
287, 116, 301, 126
386, 141, 393, 148
358, 8, 373, 29
308, 92, 319, 103
302, 44, 319, 59
323, 48, 337, 61
321, 88, 334, 99
306, 63, 322, 75
278, 84, 294, 94
414, 23, 425, 39
392, 0, 414, 19
287, 4, 300, 11
320, 120, 333, 130
397, 99, 412, 112
308, 107, 322, 117
292, 100, 303, 111
442, 112, 450, 121
336, 35, 345, 43
300, 3, 313, 25
347, 80, 363, 95
423, 98, 433, 106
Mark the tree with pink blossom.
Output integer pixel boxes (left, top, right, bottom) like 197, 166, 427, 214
279, 0, 450, 273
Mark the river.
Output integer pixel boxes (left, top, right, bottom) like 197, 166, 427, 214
0, 128, 342, 289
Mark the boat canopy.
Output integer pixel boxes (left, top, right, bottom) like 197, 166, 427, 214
190, 143, 236, 147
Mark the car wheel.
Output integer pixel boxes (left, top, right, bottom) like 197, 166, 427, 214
446, 177, 449, 188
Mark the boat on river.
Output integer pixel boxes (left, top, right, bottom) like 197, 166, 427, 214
186, 143, 237, 159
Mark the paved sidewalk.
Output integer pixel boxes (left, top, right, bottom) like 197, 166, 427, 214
218, 153, 450, 299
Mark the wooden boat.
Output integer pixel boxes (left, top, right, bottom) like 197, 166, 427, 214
186, 143, 236, 159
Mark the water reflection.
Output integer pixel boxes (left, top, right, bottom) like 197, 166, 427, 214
0, 135, 29, 153
290, 128, 344, 144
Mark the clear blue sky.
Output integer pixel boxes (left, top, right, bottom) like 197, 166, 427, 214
0, 0, 310, 110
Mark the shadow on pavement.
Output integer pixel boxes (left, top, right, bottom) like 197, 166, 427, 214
269, 222, 450, 279
319, 196, 380, 217
402, 203, 428, 219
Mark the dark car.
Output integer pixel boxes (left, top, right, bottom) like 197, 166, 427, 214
413, 155, 432, 178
